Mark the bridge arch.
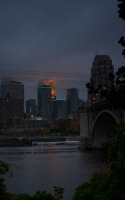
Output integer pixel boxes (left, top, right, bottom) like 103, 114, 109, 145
91, 110, 118, 148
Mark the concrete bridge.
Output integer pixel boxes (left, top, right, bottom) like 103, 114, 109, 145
79, 102, 125, 149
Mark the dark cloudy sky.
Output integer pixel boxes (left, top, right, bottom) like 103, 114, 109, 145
0, 0, 124, 101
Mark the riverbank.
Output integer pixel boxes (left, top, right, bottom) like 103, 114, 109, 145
0, 138, 32, 147
0, 136, 80, 147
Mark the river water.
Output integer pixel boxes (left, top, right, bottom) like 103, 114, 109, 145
0, 143, 105, 200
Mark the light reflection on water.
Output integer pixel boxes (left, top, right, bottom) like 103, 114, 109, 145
0, 144, 105, 200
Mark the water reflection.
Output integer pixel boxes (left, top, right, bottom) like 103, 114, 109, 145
0, 144, 105, 200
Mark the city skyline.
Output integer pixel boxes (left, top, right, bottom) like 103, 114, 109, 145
0, 0, 124, 100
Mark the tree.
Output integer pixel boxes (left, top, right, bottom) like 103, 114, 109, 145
100, 1, 125, 110
118, 0, 125, 20
57, 119, 70, 134
0, 121, 4, 131
0, 161, 11, 200
9, 186, 64, 200
118, 0, 125, 57
10, 194, 32, 200
73, 122, 125, 200
33, 191, 55, 200
104, 66, 125, 110
86, 1, 125, 110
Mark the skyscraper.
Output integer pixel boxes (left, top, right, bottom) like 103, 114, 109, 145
1, 80, 24, 115
53, 99, 67, 119
88, 55, 114, 104
0, 79, 24, 127
37, 85, 52, 119
66, 88, 79, 118
1, 79, 24, 99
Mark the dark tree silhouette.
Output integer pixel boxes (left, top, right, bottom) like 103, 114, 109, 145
118, 0, 125, 56
118, 0, 125, 19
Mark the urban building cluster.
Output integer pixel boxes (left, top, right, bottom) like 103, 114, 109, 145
0, 78, 80, 130
0, 54, 114, 131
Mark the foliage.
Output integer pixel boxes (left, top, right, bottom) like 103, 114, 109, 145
73, 122, 125, 200
53, 186, 64, 200
86, 65, 125, 110
0, 121, 4, 130
33, 190, 55, 200
10, 193, 32, 200
57, 119, 70, 133
86, 82, 94, 94
118, 0, 125, 20
0, 160, 10, 198
106, 122, 125, 170
1, 125, 125, 200
32, 186, 64, 200
66, 127, 79, 135
72, 171, 111, 200
8, 186, 64, 200
0, 165, 64, 200
0, 177, 7, 197
0, 161, 9, 176
118, 0, 125, 57
42, 127, 50, 135
106, 66, 125, 110
72, 182, 93, 200
86, 1, 125, 110
0, 161, 11, 200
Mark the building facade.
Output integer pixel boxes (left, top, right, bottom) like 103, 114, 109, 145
1, 79, 24, 99
66, 88, 79, 118
88, 55, 114, 105
20, 117, 47, 128
53, 99, 67, 119
37, 85, 52, 119
0, 80, 24, 128
0, 97, 23, 128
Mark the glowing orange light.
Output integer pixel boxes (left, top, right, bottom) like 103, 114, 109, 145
43, 79, 56, 98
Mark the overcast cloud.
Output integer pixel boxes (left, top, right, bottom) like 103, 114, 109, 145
0, 0, 124, 100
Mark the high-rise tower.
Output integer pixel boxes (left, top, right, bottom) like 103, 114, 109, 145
88, 55, 114, 104
53, 99, 67, 119
37, 85, 52, 119
1, 79, 24, 116
1, 79, 24, 99
66, 88, 79, 118
0, 79, 24, 127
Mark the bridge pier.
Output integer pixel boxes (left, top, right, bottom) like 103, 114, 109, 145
79, 137, 92, 150
79, 103, 92, 149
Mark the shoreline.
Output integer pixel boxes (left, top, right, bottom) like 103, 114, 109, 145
0, 136, 79, 147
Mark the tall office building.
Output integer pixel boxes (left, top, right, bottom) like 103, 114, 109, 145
53, 99, 67, 119
26, 99, 36, 116
37, 85, 52, 119
1, 80, 24, 115
66, 88, 79, 118
88, 55, 114, 104
1, 79, 24, 99
0, 79, 24, 127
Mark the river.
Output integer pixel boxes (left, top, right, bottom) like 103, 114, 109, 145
0, 143, 105, 200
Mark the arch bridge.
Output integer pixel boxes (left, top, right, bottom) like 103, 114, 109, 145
79, 102, 125, 149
